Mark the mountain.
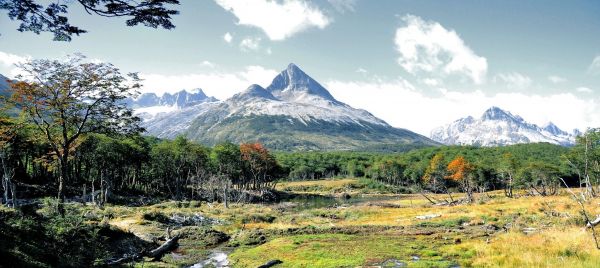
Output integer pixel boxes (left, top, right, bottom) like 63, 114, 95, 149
127, 89, 218, 120
128, 89, 217, 108
430, 106, 577, 146
0, 74, 11, 97
140, 63, 437, 151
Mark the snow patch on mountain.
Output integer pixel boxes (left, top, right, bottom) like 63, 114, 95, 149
129, 89, 218, 120
430, 106, 577, 146
139, 64, 389, 138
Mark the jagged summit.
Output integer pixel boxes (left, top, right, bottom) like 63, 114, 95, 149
543, 122, 569, 136
481, 106, 523, 122
137, 64, 436, 151
266, 63, 338, 103
129, 89, 217, 109
431, 107, 576, 146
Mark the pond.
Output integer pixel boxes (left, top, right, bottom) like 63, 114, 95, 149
279, 193, 402, 210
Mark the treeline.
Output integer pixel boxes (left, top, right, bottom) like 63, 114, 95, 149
0, 127, 283, 205
1, 55, 599, 207
277, 134, 600, 200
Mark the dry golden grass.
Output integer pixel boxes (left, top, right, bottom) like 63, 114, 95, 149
99, 179, 600, 267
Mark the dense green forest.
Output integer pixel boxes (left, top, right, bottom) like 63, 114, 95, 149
2, 114, 599, 207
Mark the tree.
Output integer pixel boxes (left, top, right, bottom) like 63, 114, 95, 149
240, 143, 278, 191
423, 153, 447, 193
211, 142, 241, 208
0, 0, 180, 41
565, 129, 600, 198
517, 161, 560, 196
0, 114, 17, 207
7, 54, 141, 207
447, 156, 475, 202
498, 152, 517, 197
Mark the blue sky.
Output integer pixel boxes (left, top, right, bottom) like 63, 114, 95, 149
0, 0, 599, 135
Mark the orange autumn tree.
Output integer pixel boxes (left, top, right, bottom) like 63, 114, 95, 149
447, 156, 475, 203
240, 143, 278, 191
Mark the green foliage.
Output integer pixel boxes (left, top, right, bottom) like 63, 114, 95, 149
0, 201, 150, 267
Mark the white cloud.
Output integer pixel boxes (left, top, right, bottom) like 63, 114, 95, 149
0, 51, 31, 78
356, 68, 368, 74
421, 78, 441, 87
325, 79, 599, 135
215, 0, 330, 41
200, 61, 216, 68
327, 0, 356, 13
240, 37, 262, 51
589, 56, 600, 75
0, 51, 29, 67
548, 75, 566, 84
493, 72, 532, 89
394, 14, 488, 84
223, 32, 233, 43
140, 65, 278, 100
577, 87, 593, 93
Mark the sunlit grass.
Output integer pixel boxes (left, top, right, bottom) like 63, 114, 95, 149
89, 179, 600, 267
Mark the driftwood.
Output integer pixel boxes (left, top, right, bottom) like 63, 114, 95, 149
258, 259, 283, 268
587, 216, 600, 228
148, 228, 180, 260
559, 177, 600, 249
107, 228, 180, 265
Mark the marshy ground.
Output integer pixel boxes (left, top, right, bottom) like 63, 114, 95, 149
4, 178, 600, 267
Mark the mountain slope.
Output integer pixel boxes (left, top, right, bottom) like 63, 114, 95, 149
0, 74, 11, 97
430, 107, 576, 146
141, 64, 437, 151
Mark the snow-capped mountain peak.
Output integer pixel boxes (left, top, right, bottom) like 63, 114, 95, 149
266, 63, 338, 103
542, 122, 569, 136
136, 64, 435, 151
431, 107, 576, 146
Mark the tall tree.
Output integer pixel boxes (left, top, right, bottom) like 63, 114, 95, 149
240, 143, 278, 191
7, 54, 141, 206
0, 0, 180, 41
498, 152, 517, 197
447, 156, 475, 202
0, 114, 17, 206
211, 142, 241, 208
423, 153, 447, 193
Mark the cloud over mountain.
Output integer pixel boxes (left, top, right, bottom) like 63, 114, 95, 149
215, 0, 330, 40
394, 14, 487, 84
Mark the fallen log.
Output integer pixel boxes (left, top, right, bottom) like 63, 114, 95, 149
106, 228, 180, 265
258, 259, 283, 268
147, 234, 180, 260
587, 216, 600, 228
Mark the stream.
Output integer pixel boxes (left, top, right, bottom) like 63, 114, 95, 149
189, 247, 232, 268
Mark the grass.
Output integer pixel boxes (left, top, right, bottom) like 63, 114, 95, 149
229, 233, 461, 267
4, 178, 600, 267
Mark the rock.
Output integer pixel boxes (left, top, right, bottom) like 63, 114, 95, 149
231, 230, 268, 246
522, 227, 537, 234
258, 259, 283, 268
181, 228, 230, 246
381, 259, 407, 267
454, 238, 462, 244
415, 214, 441, 220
